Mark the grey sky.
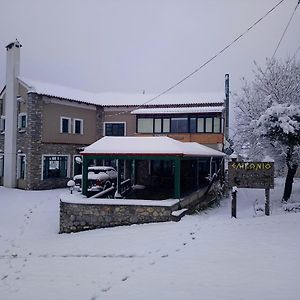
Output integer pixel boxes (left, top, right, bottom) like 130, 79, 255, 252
0, 0, 299, 95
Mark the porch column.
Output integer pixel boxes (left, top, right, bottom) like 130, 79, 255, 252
174, 158, 181, 199
82, 156, 89, 196
115, 159, 122, 198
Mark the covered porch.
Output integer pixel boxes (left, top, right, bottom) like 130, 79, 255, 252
80, 136, 225, 199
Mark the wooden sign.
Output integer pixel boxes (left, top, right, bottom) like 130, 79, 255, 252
228, 162, 274, 189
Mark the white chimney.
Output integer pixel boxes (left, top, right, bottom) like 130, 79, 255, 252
3, 39, 22, 188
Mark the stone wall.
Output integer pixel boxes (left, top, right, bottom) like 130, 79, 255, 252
60, 200, 179, 233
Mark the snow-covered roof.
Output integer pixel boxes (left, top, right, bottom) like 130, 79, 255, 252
18, 77, 98, 105
81, 136, 225, 157
17, 77, 224, 107
131, 106, 224, 115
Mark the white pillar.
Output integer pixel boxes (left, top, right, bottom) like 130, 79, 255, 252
3, 40, 21, 188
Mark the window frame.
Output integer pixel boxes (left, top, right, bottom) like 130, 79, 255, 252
60, 117, 71, 134
103, 122, 126, 136
73, 155, 83, 177
42, 154, 70, 180
17, 154, 26, 180
18, 112, 27, 131
73, 118, 84, 135
0, 116, 5, 133
0, 154, 4, 177
136, 114, 222, 134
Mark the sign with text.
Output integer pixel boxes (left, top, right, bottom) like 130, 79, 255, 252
228, 162, 274, 189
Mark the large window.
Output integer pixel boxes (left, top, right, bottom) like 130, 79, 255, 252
104, 122, 125, 136
137, 119, 153, 133
171, 118, 188, 133
43, 155, 68, 179
137, 115, 222, 134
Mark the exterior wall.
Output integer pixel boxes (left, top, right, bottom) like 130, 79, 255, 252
103, 108, 136, 136
0, 87, 105, 190
42, 98, 98, 144
59, 200, 179, 233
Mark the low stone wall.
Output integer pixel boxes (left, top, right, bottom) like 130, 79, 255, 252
60, 200, 179, 233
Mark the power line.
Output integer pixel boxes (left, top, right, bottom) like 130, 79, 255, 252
272, 0, 300, 59
139, 0, 286, 106
106, 0, 286, 117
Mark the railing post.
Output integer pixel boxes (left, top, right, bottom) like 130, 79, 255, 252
174, 158, 181, 199
82, 156, 89, 197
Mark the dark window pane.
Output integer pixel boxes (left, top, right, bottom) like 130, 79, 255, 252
62, 119, 69, 133
75, 120, 82, 134
105, 123, 125, 136
43, 156, 68, 179
171, 118, 188, 133
190, 118, 196, 133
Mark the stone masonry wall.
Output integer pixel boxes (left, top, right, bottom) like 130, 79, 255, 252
60, 201, 178, 233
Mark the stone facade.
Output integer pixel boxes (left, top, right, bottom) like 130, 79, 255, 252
59, 200, 179, 233
1, 91, 104, 190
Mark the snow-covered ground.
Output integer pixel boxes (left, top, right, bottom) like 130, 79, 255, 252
0, 178, 300, 300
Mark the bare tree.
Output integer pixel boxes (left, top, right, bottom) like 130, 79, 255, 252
234, 57, 300, 202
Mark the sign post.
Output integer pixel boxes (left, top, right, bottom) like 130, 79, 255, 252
231, 189, 237, 218
228, 162, 274, 217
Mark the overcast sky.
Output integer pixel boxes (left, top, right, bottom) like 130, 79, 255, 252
0, 0, 299, 96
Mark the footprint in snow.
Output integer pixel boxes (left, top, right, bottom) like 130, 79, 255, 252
121, 276, 129, 282
183, 242, 187, 246
101, 286, 111, 293
1, 275, 8, 280
161, 254, 168, 258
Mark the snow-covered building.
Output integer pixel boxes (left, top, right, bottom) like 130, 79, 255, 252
0, 40, 227, 190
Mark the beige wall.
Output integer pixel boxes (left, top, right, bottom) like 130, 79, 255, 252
103, 109, 136, 136
0, 83, 28, 115
42, 100, 98, 144
18, 83, 28, 113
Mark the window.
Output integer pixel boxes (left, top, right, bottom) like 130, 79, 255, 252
190, 118, 197, 133
0, 155, 4, 176
154, 119, 161, 133
0, 116, 5, 133
137, 118, 153, 133
213, 117, 221, 133
73, 119, 83, 134
104, 122, 125, 136
171, 118, 188, 133
197, 118, 204, 133
73, 155, 82, 176
205, 117, 213, 133
17, 154, 26, 179
162, 118, 170, 133
136, 115, 222, 134
60, 117, 71, 133
43, 155, 68, 179
18, 113, 27, 130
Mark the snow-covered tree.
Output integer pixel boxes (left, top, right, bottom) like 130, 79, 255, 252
234, 57, 300, 202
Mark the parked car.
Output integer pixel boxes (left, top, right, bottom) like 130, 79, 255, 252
73, 166, 117, 191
